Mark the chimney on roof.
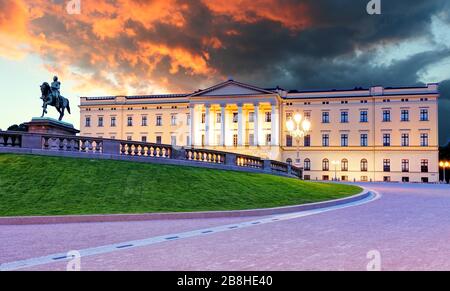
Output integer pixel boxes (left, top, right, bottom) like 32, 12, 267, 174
370, 86, 384, 96
228, 76, 234, 81
427, 83, 439, 92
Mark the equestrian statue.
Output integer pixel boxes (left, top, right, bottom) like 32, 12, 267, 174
40, 76, 71, 121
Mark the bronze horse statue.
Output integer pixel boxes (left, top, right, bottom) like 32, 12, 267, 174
40, 82, 71, 121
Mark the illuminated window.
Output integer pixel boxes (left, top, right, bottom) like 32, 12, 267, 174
402, 159, 409, 172
340, 111, 349, 123
341, 159, 348, 171
141, 116, 147, 126
322, 159, 329, 171
304, 159, 311, 171
361, 159, 368, 172
420, 133, 429, 147
421, 159, 428, 173
420, 109, 429, 121
360, 134, 368, 146
401, 110, 409, 121
401, 133, 409, 147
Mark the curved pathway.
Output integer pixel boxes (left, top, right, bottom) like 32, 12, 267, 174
1, 183, 449, 271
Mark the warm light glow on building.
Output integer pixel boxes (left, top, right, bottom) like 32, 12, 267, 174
80, 79, 440, 183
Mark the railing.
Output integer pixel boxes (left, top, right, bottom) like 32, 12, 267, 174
0, 131, 301, 179
185, 148, 225, 163
271, 160, 288, 173
291, 165, 302, 178
41, 135, 103, 153
236, 154, 263, 169
0, 132, 22, 147
120, 141, 171, 158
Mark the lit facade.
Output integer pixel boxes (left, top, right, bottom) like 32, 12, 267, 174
79, 79, 440, 183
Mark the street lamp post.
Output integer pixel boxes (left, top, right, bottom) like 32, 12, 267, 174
440, 161, 449, 183
286, 113, 311, 167
331, 160, 340, 181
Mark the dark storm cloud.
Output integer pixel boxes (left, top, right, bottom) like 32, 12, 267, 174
5, 0, 450, 143
438, 80, 450, 145
200, 0, 449, 85
121, 0, 450, 144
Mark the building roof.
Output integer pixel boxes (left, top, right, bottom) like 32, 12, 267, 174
84, 94, 190, 101
81, 81, 439, 101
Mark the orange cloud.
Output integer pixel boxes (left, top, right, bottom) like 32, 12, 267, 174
0, 0, 311, 96
203, 0, 312, 30
0, 0, 34, 59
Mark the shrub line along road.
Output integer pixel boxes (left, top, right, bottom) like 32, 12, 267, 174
1, 182, 450, 271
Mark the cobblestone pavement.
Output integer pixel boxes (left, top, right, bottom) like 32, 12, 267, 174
1, 183, 449, 270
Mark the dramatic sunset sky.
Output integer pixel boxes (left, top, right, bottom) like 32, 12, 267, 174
0, 0, 449, 144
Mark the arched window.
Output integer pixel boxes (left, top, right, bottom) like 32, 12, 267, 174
304, 158, 311, 171
322, 158, 329, 171
361, 159, 368, 172
341, 159, 348, 171
286, 158, 292, 165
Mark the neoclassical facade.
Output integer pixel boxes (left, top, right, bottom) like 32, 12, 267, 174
79, 79, 440, 182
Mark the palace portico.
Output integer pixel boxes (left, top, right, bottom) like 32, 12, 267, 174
190, 102, 279, 145
187, 81, 282, 159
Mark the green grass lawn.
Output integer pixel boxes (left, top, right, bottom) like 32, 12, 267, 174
0, 154, 362, 216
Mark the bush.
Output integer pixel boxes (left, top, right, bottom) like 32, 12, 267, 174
7, 123, 28, 132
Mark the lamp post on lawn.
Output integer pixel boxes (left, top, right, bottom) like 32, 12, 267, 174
440, 161, 449, 183
331, 160, 340, 181
286, 113, 311, 167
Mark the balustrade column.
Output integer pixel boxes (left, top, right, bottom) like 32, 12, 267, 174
254, 103, 259, 146
220, 104, 226, 146
271, 103, 279, 146
205, 104, 211, 146
238, 103, 244, 146
190, 104, 195, 146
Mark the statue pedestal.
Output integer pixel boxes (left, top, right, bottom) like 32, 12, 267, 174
24, 117, 80, 136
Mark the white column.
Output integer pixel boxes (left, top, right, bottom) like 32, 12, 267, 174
254, 103, 259, 146
238, 103, 244, 146
220, 104, 226, 146
205, 104, 210, 146
271, 103, 278, 146
190, 104, 195, 146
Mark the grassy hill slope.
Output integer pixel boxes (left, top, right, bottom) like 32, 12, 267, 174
0, 154, 361, 216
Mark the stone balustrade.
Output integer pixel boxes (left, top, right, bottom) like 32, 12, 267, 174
290, 165, 302, 178
0, 132, 22, 147
0, 131, 302, 179
119, 141, 171, 158
271, 160, 288, 173
236, 154, 263, 169
185, 148, 225, 163
41, 135, 103, 153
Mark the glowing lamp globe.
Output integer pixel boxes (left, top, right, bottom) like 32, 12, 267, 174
286, 119, 294, 132
302, 119, 311, 131
294, 113, 302, 124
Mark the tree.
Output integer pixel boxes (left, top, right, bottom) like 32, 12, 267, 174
7, 123, 28, 132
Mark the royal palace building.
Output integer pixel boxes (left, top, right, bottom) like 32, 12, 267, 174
79, 79, 440, 182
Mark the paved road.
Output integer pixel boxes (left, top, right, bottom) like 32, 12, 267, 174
1, 183, 449, 271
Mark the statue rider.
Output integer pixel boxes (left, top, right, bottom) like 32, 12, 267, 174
51, 76, 61, 108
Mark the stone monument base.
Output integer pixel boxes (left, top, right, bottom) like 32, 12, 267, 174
24, 117, 80, 136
